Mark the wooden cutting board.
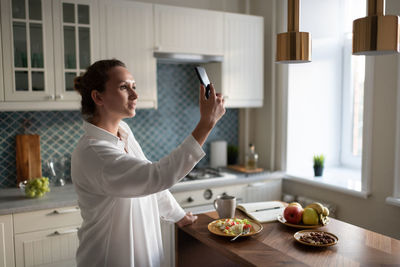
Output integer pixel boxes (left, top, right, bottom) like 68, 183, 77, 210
227, 165, 264, 173
16, 134, 42, 186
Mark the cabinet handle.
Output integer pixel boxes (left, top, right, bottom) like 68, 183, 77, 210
53, 227, 79, 236
52, 207, 80, 214
46, 95, 55, 100
154, 45, 161, 51
56, 94, 64, 100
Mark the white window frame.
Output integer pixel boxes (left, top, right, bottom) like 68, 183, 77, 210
340, 35, 363, 169
385, 57, 400, 207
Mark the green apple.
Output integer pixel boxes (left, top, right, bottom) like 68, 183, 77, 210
302, 208, 319, 225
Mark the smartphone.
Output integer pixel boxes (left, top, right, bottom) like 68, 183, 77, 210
194, 66, 211, 99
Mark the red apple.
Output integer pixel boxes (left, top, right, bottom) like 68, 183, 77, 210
283, 206, 303, 224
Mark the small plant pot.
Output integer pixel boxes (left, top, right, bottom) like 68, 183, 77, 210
227, 145, 238, 165
228, 154, 238, 165
314, 166, 324, 177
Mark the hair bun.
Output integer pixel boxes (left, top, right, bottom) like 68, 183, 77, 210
74, 76, 83, 94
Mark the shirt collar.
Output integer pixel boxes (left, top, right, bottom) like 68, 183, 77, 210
83, 120, 127, 146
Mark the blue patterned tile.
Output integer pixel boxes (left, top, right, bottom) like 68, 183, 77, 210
0, 63, 238, 188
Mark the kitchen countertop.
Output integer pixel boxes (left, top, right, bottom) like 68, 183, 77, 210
176, 210, 400, 266
0, 184, 78, 215
170, 170, 284, 193
0, 170, 284, 215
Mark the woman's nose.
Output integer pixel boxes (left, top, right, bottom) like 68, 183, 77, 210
129, 87, 138, 99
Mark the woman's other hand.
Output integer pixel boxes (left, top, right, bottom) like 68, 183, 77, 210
192, 84, 226, 146
176, 212, 198, 227
199, 84, 225, 128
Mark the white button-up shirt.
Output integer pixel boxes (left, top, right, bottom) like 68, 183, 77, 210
71, 120, 205, 267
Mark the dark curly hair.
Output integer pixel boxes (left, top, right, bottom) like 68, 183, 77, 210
74, 59, 126, 118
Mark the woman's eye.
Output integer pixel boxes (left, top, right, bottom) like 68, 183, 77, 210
120, 85, 127, 89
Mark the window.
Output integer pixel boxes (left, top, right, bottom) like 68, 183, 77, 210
386, 57, 400, 207
285, 0, 370, 195
340, 0, 367, 168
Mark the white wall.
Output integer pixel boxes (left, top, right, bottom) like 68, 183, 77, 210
251, 0, 400, 239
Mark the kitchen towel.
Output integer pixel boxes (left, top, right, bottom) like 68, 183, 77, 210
210, 140, 227, 168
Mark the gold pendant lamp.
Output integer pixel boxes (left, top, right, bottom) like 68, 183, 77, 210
353, 0, 400, 55
276, 0, 311, 63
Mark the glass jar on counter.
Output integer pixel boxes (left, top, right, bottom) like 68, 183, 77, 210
245, 144, 258, 170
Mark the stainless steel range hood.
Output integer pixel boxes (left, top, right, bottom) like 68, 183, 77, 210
154, 52, 223, 63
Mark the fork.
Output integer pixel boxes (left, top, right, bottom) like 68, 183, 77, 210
230, 227, 250, 242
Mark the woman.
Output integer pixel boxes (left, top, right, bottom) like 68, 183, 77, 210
71, 59, 225, 267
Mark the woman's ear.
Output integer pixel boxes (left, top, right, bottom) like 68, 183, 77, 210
91, 90, 104, 106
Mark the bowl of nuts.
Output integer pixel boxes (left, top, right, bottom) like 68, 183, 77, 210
294, 230, 338, 247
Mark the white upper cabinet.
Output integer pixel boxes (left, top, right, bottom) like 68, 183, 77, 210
222, 13, 264, 108
99, 0, 157, 109
0, 0, 99, 109
1, 0, 55, 102
53, 0, 100, 102
0, 22, 4, 101
0, 1, 263, 110
154, 4, 224, 56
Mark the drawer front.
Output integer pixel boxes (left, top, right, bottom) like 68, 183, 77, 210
14, 206, 82, 234
15, 225, 80, 267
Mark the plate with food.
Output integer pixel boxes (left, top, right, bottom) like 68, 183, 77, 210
278, 202, 330, 229
208, 218, 263, 237
294, 230, 338, 247
277, 215, 329, 229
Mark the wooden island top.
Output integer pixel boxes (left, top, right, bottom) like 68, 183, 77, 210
176, 210, 400, 266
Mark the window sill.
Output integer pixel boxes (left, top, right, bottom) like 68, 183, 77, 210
284, 167, 370, 199
385, 197, 400, 208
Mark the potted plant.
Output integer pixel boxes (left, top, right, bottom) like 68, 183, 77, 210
227, 145, 239, 165
313, 154, 325, 177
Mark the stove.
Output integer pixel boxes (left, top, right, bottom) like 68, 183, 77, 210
181, 167, 224, 182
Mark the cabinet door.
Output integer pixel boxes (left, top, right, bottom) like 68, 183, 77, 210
0, 215, 15, 267
99, 0, 157, 109
15, 225, 80, 267
223, 13, 264, 108
1, 0, 55, 101
244, 179, 282, 202
154, 5, 224, 56
0, 20, 4, 101
160, 219, 175, 267
53, 0, 100, 102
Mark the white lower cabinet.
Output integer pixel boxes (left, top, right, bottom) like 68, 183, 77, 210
160, 219, 175, 267
12, 206, 82, 267
244, 179, 282, 203
0, 214, 15, 267
14, 226, 80, 267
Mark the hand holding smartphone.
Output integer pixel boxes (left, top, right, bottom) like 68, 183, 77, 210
194, 66, 211, 99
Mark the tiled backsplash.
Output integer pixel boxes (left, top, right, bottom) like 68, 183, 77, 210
0, 63, 238, 188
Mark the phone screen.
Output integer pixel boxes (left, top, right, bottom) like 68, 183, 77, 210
194, 66, 211, 99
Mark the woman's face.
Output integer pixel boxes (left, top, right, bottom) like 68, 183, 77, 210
101, 66, 138, 119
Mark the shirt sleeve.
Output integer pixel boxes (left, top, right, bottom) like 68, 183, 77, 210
82, 134, 205, 198
156, 190, 186, 223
